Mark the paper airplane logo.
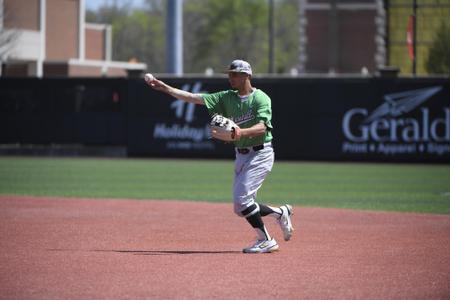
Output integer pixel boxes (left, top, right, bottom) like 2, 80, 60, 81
363, 86, 442, 124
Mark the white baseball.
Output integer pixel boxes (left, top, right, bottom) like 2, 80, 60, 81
144, 73, 154, 83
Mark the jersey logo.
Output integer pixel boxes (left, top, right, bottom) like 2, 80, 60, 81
233, 110, 255, 125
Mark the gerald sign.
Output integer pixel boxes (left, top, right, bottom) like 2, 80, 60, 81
342, 86, 450, 156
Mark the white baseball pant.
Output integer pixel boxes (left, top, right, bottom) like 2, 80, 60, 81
233, 142, 274, 216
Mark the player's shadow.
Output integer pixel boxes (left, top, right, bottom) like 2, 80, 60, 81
96, 249, 241, 256
47, 249, 240, 255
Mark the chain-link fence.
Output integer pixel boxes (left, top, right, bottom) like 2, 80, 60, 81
387, 0, 450, 75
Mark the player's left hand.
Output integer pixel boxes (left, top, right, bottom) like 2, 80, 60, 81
210, 114, 241, 142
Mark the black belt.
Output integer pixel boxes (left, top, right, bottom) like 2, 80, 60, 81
237, 144, 265, 154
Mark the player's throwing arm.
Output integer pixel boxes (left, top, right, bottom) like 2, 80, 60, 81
145, 73, 204, 105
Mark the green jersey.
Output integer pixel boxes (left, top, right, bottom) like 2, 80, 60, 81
202, 89, 273, 148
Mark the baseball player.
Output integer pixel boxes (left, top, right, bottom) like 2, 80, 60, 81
147, 59, 294, 253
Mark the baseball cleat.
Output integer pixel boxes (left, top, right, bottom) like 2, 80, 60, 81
278, 204, 294, 241
242, 238, 279, 254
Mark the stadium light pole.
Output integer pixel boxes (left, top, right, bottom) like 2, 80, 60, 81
166, 0, 183, 75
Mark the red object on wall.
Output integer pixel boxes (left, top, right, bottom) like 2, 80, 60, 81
407, 15, 415, 60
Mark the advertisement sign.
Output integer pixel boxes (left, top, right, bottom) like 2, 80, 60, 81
152, 82, 215, 152
127, 79, 233, 158
341, 85, 449, 160
2, 77, 447, 162
126, 78, 450, 162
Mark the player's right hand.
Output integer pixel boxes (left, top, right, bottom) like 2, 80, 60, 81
148, 79, 167, 92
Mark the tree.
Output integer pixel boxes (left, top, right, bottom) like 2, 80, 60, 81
273, 0, 299, 73
184, 0, 268, 73
184, 0, 299, 74
426, 21, 450, 75
86, 0, 300, 74
86, 0, 166, 72
112, 9, 165, 71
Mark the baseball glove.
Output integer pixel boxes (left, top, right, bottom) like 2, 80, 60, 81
209, 114, 241, 142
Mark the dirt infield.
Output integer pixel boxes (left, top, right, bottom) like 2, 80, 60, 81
1, 196, 449, 299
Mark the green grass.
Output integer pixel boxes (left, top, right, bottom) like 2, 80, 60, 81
1, 157, 449, 214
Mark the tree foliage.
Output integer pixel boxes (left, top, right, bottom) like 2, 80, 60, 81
273, 0, 299, 73
87, 0, 166, 72
184, 0, 268, 73
426, 21, 450, 75
86, 0, 299, 74
184, 0, 299, 74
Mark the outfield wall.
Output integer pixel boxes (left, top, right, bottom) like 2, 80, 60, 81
1, 77, 449, 162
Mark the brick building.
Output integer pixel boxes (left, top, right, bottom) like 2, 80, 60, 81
298, 0, 386, 74
0, 0, 146, 77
